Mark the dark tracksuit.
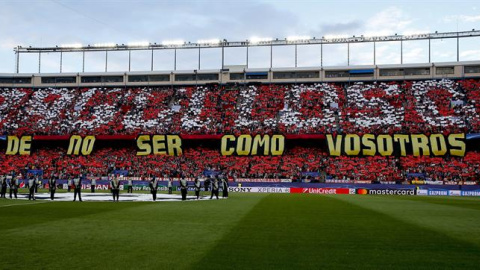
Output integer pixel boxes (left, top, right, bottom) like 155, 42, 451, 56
49, 177, 57, 200
9, 177, 18, 199
34, 177, 39, 193
111, 179, 120, 202
194, 179, 201, 199
28, 178, 36, 200
73, 178, 82, 202
222, 179, 229, 198
127, 180, 133, 193
0, 177, 7, 198
149, 179, 158, 201
204, 179, 210, 192
180, 179, 188, 201
168, 179, 173, 194
210, 179, 219, 200
91, 179, 96, 193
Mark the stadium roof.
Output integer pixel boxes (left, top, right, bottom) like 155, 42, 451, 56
14, 30, 480, 52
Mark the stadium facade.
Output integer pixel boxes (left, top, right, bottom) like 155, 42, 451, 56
5, 30, 480, 88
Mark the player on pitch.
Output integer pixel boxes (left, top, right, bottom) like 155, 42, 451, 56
149, 176, 158, 201
167, 175, 173, 194
91, 177, 96, 193
73, 175, 82, 202
110, 174, 120, 202
194, 177, 201, 200
0, 175, 7, 198
48, 174, 57, 200
28, 175, 36, 200
221, 175, 229, 198
179, 177, 188, 201
210, 177, 219, 200
8, 173, 18, 199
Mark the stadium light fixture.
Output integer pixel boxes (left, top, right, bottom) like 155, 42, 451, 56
362, 32, 386, 39
402, 31, 429, 39
93, 43, 116, 48
162, 40, 184, 46
403, 31, 428, 36
249, 37, 273, 44
197, 39, 221, 45
127, 41, 150, 47
324, 34, 349, 40
60, 43, 83, 48
286, 36, 311, 41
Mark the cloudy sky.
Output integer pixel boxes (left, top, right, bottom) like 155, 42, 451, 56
1, 0, 479, 73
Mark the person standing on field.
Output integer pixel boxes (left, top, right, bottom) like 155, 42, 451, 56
34, 175, 40, 193
0, 175, 7, 198
67, 177, 72, 192
222, 176, 229, 198
48, 174, 57, 200
167, 176, 173, 194
127, 178, 133, 193
28, 175, 36, 201
210, 177, 219, 200
8, 173, 18, 199
91, 178, 96, 193
111, 175, 120, 202
204, 177, 210, 192
73, 175, 82, 202
194, 177, 201, 200
149, 176, 158, 201
180, 177, 188, 201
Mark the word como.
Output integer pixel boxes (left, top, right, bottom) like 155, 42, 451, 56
221, 134, 285, 156
136, 135, 183, 156
326, 133, 465, 157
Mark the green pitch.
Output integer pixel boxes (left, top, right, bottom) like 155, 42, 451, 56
1, 193, 480, 269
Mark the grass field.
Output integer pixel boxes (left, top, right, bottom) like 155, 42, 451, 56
1, 193, 480, 269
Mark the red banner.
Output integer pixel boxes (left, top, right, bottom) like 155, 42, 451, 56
290, 187, 353, 194
236, 178, 289, 183
33, 135, 70, 140
30, 134, 326, 141
284, 134, 326, 140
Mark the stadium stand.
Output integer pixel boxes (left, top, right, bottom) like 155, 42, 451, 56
1, 79, 479, 135
1, 146, 478, 182
0, 79, 479, 183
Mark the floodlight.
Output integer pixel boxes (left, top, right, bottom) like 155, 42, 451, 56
127, 41, 150, 47
162, 40, 184, 46
324, 34, 349, 40
286, 36, 311, 41
402, 31, 429, 39
197, 39, 221, 45
249, 37, 273, 44
93, 43, 116, 47
60, 43, 83, 48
